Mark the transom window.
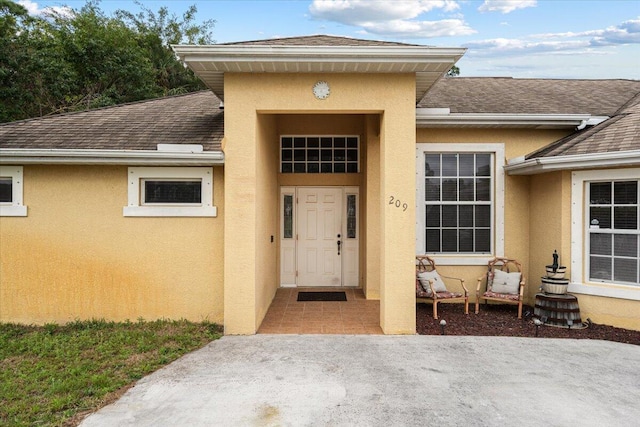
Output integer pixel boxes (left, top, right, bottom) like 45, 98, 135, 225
280, 136, 359, 173
588, 180, 639, 286
423, 152, 493, 253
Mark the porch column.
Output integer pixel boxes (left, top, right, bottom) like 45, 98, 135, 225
379, 106, 416, 334
223, 107, 258, 335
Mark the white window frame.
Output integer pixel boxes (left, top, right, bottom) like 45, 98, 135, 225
280, 135, 360, 174
0, 166, 27, 217
416, 143, 505, 265
570, 168, 640, 300
123, 167, 216, 217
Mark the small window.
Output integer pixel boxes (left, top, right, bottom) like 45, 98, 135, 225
0, 178, 11, 203
142, 180, 202, 205
0, 166, 27, 217
281, 136, 359, 173
283, 194, 294, 239
347, 194, 357, 239
124, 167, 216, 217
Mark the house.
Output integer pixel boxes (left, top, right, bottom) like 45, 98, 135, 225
1, 35, 638, 333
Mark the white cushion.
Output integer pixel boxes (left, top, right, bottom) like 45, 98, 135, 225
491, 269, 521, 294
418, 270, 448, 295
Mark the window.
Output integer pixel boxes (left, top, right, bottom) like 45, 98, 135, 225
588, 180, 639, 285
0, 166, 27, 217
124, 167, 216, 217
283, 194, 294, 239
280, 136, 359, 173
571, 169, 640, 300
346, 194, 357, 239
416, 144, 504, 265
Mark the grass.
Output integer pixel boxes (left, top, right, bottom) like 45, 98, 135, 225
0, 319, 222, 427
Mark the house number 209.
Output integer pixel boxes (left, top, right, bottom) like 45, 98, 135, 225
388, 196, 408, 212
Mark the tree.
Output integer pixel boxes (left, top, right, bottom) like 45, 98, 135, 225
0, 0, 215, 123
447, 65, 460, 77
114, 1, 215, 95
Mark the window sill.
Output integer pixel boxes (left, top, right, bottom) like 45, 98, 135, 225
568, 282, 640, 301
0, 205, 27, 217
426, 255, 495, 266
123, 206, 217, 217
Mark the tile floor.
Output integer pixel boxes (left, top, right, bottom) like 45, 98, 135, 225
257, 288, 383, 334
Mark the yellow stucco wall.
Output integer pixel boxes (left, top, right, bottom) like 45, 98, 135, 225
415, 128, 569, 303
224, 72, 417, 334
529, 170, 639, 331
574, 295, 639, 331
0, 165, 224, 324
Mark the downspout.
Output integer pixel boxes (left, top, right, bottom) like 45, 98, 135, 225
576, 119, 588, 130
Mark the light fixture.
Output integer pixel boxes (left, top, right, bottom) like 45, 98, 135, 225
534, 318, 542, 337
439, 319, 447, 335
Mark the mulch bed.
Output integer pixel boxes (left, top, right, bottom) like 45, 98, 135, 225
416, 303, 640, 346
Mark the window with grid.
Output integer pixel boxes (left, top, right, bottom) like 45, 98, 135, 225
423, 153, 493, 254
588, 180, 639, 286
280, 136, 359, 173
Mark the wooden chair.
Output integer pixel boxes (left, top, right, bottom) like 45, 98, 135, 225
475, 257, 525, 318
415, 255, 469, 319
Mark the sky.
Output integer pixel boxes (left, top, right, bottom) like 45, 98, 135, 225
21, 0, 640, 80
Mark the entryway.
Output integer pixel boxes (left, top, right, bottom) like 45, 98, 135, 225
258, 288, 382, 334
280, 186, 359, 288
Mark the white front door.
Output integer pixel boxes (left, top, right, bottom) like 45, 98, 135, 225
297, 187, 343, 286
280, 186, 359, 287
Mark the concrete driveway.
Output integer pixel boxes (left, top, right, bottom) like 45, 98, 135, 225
80, 335, 640, 426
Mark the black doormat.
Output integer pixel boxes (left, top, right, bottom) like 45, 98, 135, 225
297, 291, 347, 302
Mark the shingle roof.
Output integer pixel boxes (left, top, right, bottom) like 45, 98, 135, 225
526, 95, 640, 159
420, 77, 640, 116
2, 76, 639, 159
219, 34, 422, 47
0, 91, 223, 151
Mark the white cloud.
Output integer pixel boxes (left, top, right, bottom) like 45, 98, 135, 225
360, 19, 475, 38
18, 0, 73, 18
534, 18, 640, 46
478, 0, 537, 14
308, 0, 475, 38
466, 17, 640, 57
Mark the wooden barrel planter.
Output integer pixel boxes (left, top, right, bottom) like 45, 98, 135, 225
534, 293, 585, 328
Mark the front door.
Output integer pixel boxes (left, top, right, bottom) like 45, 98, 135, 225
280, 186, 359, 287
297, 187, 343, 286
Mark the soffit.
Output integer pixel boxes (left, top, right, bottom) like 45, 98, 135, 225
172, 44, 466, 102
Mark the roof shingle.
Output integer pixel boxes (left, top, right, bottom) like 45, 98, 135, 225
419, 77, 640, 116
219, 34, 422, 47
526, 96, 640, 158
0, 91, 223, 151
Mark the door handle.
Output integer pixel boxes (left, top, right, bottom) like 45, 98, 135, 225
337, 234, 341, 255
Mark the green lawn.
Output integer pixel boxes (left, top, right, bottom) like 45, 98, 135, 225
0, 319, 222, 426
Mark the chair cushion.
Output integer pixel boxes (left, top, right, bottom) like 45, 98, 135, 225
418, 270, 447, 295
483, 291, 521, 301
490, 269, 520, 294
434, 291, 463, 299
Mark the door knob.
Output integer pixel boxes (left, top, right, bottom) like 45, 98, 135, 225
337, 239, 342, 255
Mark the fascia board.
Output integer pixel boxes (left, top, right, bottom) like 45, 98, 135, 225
416, 111, 592, 128
505, 150, 640, 175
173, 45, 466, 64
0, 149, 225, 166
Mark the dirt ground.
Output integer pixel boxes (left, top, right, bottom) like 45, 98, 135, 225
416, 302, 640, 346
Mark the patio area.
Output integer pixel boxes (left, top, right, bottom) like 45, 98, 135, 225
258, 288, 383, 334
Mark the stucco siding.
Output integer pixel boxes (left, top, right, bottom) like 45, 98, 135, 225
0, 165, 224, 324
